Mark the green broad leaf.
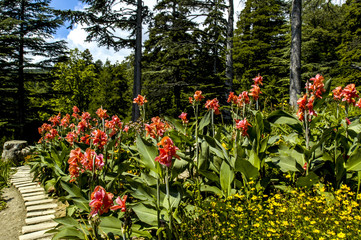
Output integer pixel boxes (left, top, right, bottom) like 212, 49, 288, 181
200, 184, 222, 196
276, 156, 299, 172
267, 110, 303, 133
52, 226, 87, 240
60, 181, 85, 198
199, 111, 211, 131
162, 191, 181, 210
99, 216, 124, 236
203, 135, 226, 161
345, 146, 361, 171
199, 140, 210, 170
249, 149, 260, 170
136, 134, 158, 173
199, 170, 220, 183
220, 161, 234, 197
234, 159, 259, 180
131, 225, 153, 238
132, 203, 166, 226
296, 172, 319, 188
53, 216, 79, 227
165, 116, 185, 133
72, 197, 90, 212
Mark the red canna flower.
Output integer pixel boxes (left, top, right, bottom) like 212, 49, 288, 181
73, 106, 80, 113
237, 91, 250, 107
133, 94, 148, 106
45, 128, 59, 141
249, 85, 262, 101
80, 134, 91, 145
105, 115, 123, 137
91, 129, 108, 149
81, 112, 91, 121
96, 107, 109, 119
123, 125, 129, 133
81, 148, 104, 171
307, 74, 325, 98
60, 114, 71, 128
110, 195, 127, 212
48, 113, 61, 127
303, 162, 308, 171
235, 118, 252, 137
205, 98, 221, 115
155, 136, 180, 168
194, 91, 205, 102
341, 84, 359, 105
189, 97, 193, 104
227, 92, 238, 105
253, 74, 263, 86
297, 94, 308, 121
178, 112, 189, 124
68, 148, 83, 182
89, 186, 114, 217
145, 116, 167, 139
306, 95, 317, 117
65, 131, 77, 145
333, 86, 343, 100
38, 123, 52, 135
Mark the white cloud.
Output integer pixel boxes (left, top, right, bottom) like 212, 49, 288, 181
66, 23, 132, 63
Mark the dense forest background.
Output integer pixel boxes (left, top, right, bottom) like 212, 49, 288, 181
0, 0, 360, 145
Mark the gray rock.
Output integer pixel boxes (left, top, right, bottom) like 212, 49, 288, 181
1, 140, 29, 165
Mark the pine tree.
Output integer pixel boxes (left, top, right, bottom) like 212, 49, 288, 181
233, 0, 289, 105
142, 0, 200, 117
0, 0, 67, 138
71, 0, 150, 121
336, 0, 361, 85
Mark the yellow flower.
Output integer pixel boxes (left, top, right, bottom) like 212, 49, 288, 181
337, 232, 346, 238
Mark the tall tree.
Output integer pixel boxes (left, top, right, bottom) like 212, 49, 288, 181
142, 0, 200, 117
0, 0, 66, 138
289, 0, 302, 107
234, 0, 289, 104
336, 0, 361, 85
225, 0, 234, 93
71, 0, 149, 121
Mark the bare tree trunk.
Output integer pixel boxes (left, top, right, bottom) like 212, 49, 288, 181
132, 0, 142, 122
225, 0, 234, 93
17, 0, 25, 138
289, 0, 302, 107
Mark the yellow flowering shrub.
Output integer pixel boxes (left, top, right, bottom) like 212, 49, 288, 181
179, 184, 361, 239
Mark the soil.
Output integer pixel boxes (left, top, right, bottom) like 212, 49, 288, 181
0, 185, 26, 240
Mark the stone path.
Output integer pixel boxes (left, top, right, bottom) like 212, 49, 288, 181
10, 165, 57, 240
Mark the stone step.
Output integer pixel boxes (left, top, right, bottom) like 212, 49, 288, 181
25, 214, 55, 225
22, 191, 46, 198
11, 178, 33, 183
25, 199, 53, 207
19, 187, 44, 194
22, 221, 58, 234
27, 203, 58, 212
19, 185, 41, 191
26, 209, 56, 218
14, 182, 38, 188
23, 195, 48, 202
19, 229, 54, 240
12, 174, 31, 178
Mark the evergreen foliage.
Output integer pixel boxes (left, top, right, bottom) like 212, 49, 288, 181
0, 0, 67, 139
233, 0, 289, 105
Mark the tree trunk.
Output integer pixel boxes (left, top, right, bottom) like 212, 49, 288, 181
17, 0, 25, 138
289, 0, 302, 108
225, 0, 234, 93
132, 0, 142, 122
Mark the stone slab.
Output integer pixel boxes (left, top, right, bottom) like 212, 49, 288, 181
22, 191, 46, 197
11, 177, 32, 182
25, 199, 53, 206
26, 209, 56, 218
20, 227, 55, 238
25, 214, 55, 225
19, 187, 44, 194
27, 203, 58, 212
23, 195, 48, 202
22, 221, 58, 234
14, 182, 38, 188
19, 185, 41, 191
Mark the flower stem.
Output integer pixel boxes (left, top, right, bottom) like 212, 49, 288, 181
166, 167, 173, 238
195, 103, 199, 171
